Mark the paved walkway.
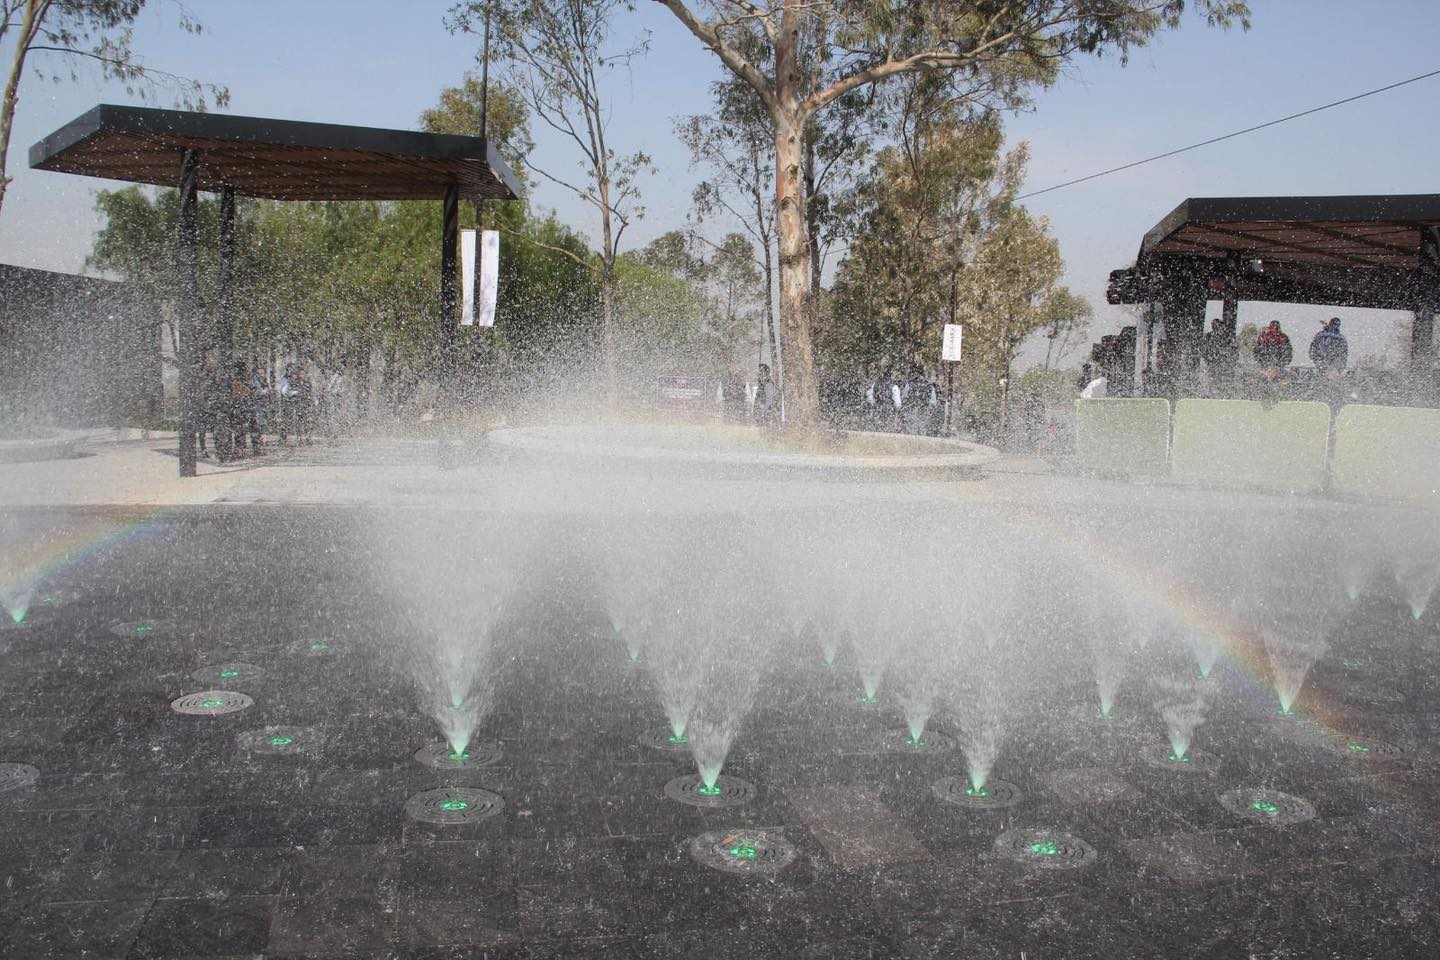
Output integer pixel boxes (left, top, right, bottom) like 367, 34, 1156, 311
0, 432, 1389, 523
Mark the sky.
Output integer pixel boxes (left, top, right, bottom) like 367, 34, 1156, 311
2, 0, 1438, 369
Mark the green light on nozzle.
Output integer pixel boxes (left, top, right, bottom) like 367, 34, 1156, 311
696, 784, 722, 797
1253, 799, 1279, 814
201, 699, 224, 709
270, 736, 294, 746
441, 799, 469, 811
728, 844, 757, 860
1030, 841, 1058, 856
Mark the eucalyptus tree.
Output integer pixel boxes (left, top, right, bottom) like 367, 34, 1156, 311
0, 0, 226, 216
451, 0, 652, 407
654, 0, 1249, 426
677, 77, 780, 376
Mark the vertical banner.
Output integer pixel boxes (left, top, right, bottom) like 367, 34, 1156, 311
942, 323, 963, 361
460, 229, 476, 326
478, 229, 498, 328
460, 229, 500, 327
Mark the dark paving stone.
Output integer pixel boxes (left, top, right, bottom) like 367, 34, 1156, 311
126, 895, 275, 958
160, 847, 292, 898
268, 895, 391, 956
0, 898, 151, 959
189, 804, 402, 849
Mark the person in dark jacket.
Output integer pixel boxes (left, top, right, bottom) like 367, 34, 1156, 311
1253, 321, 1293, 374
1308, 318, 1349, 373
1201, 319, 1238, 395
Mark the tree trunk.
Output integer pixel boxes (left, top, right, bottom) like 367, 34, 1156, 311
804, 125, 822, 296
773, 5, 818, 427
600, 258, 617, 410
599, 189, 618, 410
761, 231, 780, 385
0, 2, 41, 219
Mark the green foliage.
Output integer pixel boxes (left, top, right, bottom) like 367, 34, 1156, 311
613, 230, 764, 390
418, 71, 532, 188
823, 102, 1089, 393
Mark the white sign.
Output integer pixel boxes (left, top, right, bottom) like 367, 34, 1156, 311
942, 323, 964, 362
461, 228, 500, 327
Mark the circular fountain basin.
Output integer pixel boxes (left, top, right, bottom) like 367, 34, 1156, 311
933, 776, 1023, 809
1140, 744, 1221, 773
487, 422, 999, 478
688, 828, 798, 876
878, 729, 957, 754
664, 773, 756, 808
171, 690, 253, 716
638, 726, 692, 753
192, 662, 266, 686
414, 741, 503, 770
404, 786, 504, 824
1219, 787, 1316, 826
110, 619, 176, 639
994, 828, 1097, 870
238, 726, 323, 755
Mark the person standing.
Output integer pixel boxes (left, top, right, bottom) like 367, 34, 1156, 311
753, 363, 777, 425
228, 361, 252, 456
1309, 318, 1349, 373
1253, 320, 1293, 375
324, 368, 346, 439
1201, 318, 1238, 396
1079, 367, 1108, 399
247, 363, 270, 454
902, 367, 936, 435
722, 366, 748, 422
196, 356, 219, 459
278, 363, 296, 445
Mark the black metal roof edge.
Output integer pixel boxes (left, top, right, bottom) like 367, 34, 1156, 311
1138, 194, 1440, 257
29, 103, 524, 200
27, 104, 104, 171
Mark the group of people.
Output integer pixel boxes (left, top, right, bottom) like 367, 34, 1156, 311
196, 359, 343, 461
1216, 316, 1349, 381
865, 368, 940, 434
720, 362, 942, 435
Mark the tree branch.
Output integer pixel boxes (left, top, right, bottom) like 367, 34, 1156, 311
653, 0, 777, 114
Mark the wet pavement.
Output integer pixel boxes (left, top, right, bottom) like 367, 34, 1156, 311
1, 504, 1438, 958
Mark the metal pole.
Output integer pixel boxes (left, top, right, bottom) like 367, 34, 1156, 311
440, 183, 460, 394
945, 363, 954, 435
216, 184, 237, 459
479, 1, 493, 141
176, 148, 201, 478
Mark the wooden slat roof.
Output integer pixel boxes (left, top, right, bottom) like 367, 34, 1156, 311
29, 104, 523, 203
1141, 195, 1440, 270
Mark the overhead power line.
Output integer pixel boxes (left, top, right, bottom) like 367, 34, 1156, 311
1017, 67, 1440, 201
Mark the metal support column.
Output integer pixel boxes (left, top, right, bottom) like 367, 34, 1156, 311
439, 182, 460, 396
437, 182, 460, 467
1415, 226, 1440, 383
1221, 297, 1239, 345
216, 184, 237, 460
176, 148, 201, 478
